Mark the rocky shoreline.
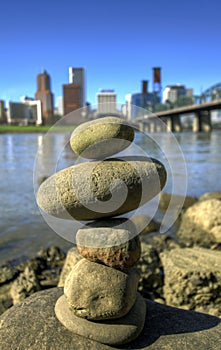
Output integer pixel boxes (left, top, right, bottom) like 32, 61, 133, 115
0, 191, 221, 318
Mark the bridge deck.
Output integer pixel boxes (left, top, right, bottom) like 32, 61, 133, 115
150, 98, 221, 118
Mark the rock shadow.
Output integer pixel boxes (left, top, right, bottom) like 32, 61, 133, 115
118, 299, 221, 349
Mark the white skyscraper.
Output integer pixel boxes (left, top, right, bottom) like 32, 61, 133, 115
68, 67, 85, 107
163, 85, 187, 103
57, 96, 64, 116
97, 89, 117, 115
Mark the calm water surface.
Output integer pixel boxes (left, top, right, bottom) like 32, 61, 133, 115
0, 131, 221, 264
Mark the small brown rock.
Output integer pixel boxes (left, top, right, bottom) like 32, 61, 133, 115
76, 228, 141, 269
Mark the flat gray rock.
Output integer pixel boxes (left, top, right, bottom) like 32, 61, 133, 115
37, 157, 167, 221
76, 228, 141, 269
1, 288, 221, 350
160, 247, 221, 316
55, 293, 146, 345
70, 117, 134, 159
63, 259, 139, 320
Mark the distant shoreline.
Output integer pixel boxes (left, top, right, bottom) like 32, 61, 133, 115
0, 125, 76, 133
1, 123, 221, 134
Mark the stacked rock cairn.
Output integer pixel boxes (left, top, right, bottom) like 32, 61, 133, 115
37, 116, 167, 346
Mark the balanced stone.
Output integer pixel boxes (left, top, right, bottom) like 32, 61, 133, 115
37, 157, 167, 221
76, 228, 141, 269
63, 258, 139, 320
55, 292, 146, 346
70, 116, 134, 159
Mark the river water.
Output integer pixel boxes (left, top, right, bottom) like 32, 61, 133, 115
0, 130, 221, 265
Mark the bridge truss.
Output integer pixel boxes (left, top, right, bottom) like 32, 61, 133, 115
196, 83, 221, 103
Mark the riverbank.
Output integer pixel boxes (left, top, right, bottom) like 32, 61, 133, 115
0, 191, 220, 318
0, 125, 76, 133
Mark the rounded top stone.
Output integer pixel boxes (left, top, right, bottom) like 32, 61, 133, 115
70, 117, 135, 159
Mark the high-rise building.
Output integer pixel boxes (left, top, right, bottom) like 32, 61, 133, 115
125, 81, 155, 119
97, 89, 117, 115
63, 67, 86, 115
0, 100, 6, 123
7, 98, 42, 125
163, 85, 192, 104
35, 69, 54, 122
57, 96, 64, 116
68, 67, 85, 107
63, 84, 81, 115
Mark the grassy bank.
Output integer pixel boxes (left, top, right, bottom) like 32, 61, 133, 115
0, 125, 76, 133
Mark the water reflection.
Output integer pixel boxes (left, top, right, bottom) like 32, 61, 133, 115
0, 131, 221, 264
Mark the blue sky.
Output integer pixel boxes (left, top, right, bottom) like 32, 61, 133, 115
1, 0, 221, 106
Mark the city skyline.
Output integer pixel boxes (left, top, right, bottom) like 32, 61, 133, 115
1, 0, 221, 106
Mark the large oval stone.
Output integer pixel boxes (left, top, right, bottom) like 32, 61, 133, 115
70, 117, 134, 159
76, 228, 141, 270
36, 157, 167, 221
64, 259, 139, 320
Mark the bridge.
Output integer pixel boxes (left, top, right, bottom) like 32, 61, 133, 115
135, 97, 221, 133
196, 83, 221, 103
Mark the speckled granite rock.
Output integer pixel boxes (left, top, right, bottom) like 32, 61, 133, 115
37, 157, 167, 221
1, 288, 221, 350
76, 228, 141, 269
70, 116, 134, 159
63, 259, 139, 320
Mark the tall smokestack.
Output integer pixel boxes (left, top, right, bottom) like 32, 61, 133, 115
153, 67, 161, 84
142, 80, 148, 94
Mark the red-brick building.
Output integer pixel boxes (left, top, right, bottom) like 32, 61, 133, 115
63, 83, 81, 115
35, 70, 54, 122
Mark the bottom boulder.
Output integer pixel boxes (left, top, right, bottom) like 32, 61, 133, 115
0, 288, 221, 349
